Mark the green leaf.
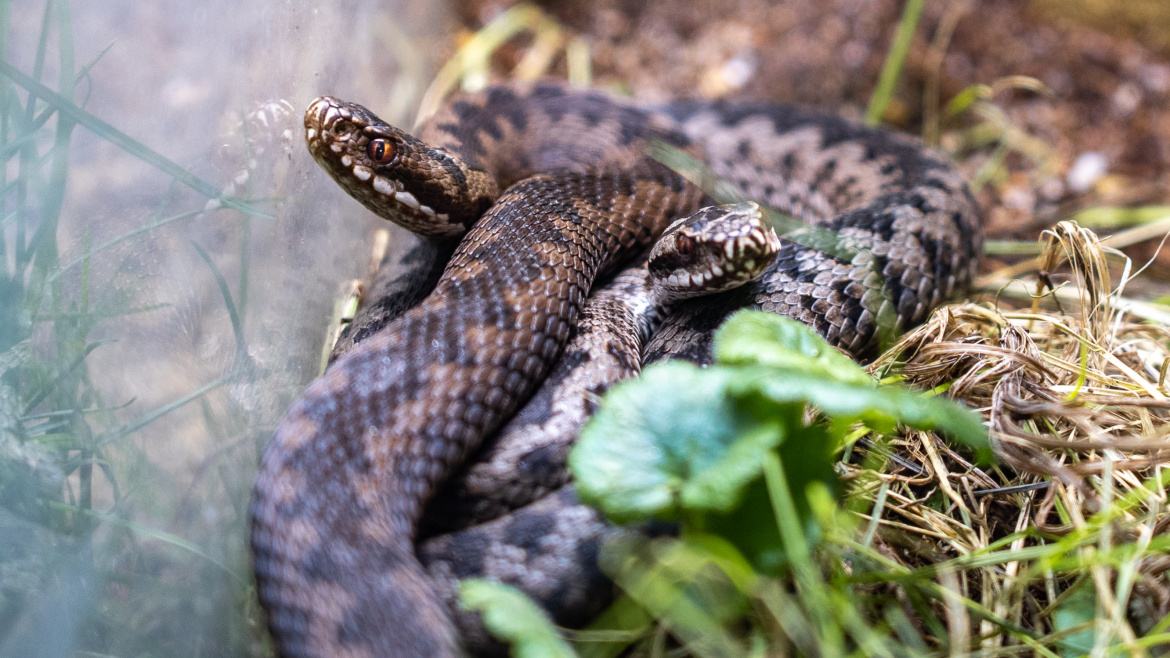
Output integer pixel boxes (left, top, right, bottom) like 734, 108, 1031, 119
728, 368, 992, 463
570, 362, 786, 522
706, 424, 839, 576
713, 311, 872, 386
702, 477, 783, 573
459, 580, 576, 658
945, 84, 992, 117
1052, 579, 1097, 656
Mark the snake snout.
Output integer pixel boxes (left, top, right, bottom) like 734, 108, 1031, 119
305, 96, 367, 152
305, 96, 342, 132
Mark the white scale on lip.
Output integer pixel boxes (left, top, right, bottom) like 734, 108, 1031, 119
395, 191, 420, 210
369, 176, 439, 217
373, 177, 396, 196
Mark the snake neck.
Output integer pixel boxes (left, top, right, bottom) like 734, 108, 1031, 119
328, 236, 460, 365
306, 83, 699, 240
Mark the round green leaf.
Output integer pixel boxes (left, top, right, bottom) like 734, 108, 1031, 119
728, 368, 992, 463
713, 310, 873, 386
459, 580, 575, 658
570, 361, 786, 522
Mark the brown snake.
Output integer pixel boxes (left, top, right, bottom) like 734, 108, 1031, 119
250, 82, 982, 657
417, 202, 781, 537
417, 203, 781, 652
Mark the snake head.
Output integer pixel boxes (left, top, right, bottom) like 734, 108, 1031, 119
305, 97, 497, 238
648, 201, 781, 301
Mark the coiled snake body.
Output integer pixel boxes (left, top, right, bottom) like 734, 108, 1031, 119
251, 82, 981, 657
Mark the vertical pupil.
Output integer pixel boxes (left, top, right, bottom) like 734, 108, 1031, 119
369, 140, 392, 163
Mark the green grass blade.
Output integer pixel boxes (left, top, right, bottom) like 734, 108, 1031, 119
0, 41, 118, 159
47, 500, 247, 586
35, 302, 172, 323
191, 241, 247, 358
984, 240, 1042, 255
22, 338, 113, 413
0, 59, 225, 201
72, 40, 114, 98
865, 0, 925, 126
764, 452, 845, 653
25, 0, 76, 334
94, 376, 224, 446
49, 207, 201, 283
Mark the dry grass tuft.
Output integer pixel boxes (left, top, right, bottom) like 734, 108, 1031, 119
867, 220, 1170, 647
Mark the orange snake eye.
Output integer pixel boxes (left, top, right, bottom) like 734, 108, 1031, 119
368, 139, 395, 164
676, 234, 695, 259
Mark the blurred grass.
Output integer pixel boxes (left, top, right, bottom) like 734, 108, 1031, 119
414, 3, 591, 125
866, 0, 925, 127
1029, 0, 1170, 55
0, 1, 273, 655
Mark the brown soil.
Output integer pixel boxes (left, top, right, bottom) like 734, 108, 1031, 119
457, 0, 1170, 275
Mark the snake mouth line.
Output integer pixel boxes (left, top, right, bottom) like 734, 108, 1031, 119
356, 168, 444, 220
659, 244, 767, 290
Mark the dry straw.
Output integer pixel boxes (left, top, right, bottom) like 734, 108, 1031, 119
867, 221, 1170, 646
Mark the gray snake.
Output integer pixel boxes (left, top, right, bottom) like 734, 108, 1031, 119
250, 82, 982, 657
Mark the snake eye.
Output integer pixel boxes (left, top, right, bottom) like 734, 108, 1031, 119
368, 139, 395, 164
676, 234, 695, 260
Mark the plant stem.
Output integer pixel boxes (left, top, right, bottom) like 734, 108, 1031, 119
866, 0, 925, 126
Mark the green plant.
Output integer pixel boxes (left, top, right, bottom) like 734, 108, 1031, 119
463, 311, 993, 656
464, 243, 1170, 656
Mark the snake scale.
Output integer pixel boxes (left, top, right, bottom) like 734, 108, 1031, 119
250, 82, 982, 657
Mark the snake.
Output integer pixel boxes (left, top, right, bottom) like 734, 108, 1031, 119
250, 82, 982, 658
415, 202, 780, 652
419, 202, 781, 536
319, 200, 781, 653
